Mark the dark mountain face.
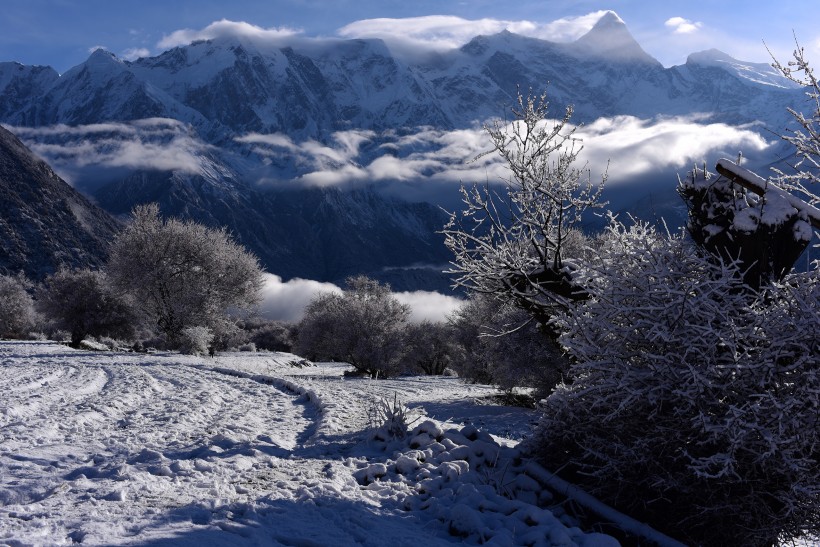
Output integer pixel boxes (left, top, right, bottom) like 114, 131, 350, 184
92, 169, 452, 291
0, 125, 120, 280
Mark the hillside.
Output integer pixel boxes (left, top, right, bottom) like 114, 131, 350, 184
0, 124, 120, 280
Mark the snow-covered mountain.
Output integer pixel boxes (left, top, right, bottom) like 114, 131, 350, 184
1, 12, 799, 134
0, 11, 805, 288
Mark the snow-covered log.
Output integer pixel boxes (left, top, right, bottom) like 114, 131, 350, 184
715, 158, 820, 229
524, 463, 687, 547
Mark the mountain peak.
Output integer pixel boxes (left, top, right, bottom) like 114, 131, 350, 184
574, 11, 660, 66
592, 10, 626, 29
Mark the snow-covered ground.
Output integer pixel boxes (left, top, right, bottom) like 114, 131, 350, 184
0, 341, 619, 546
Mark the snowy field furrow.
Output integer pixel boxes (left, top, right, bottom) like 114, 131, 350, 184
0, 342, 618, 546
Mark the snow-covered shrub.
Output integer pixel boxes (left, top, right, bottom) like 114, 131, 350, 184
38, 268, 138, 347
400, 320, 460, 375
530, 219, 820, 546
0, 274, 38, 339
177, 326, 213, 356
679, 163, 813, 289
368, 393, 418, 441
442, 90, 605, 329
449, 292, 567, 394
244, 318, 293, 352
295, 276, 409, 377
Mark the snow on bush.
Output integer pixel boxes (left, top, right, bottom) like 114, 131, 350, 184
367, 393, 419, 440
178, 326, 213, 356
530, 219, 820, 546
0, 274, 37, 338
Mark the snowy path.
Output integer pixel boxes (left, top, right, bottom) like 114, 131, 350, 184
0, 342, 615, 546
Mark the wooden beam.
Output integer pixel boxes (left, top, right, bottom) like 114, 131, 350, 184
715, 158, 820, 230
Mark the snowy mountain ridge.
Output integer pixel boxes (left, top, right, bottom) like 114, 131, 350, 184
0, 11, 799, 138
0, 11, 806, 289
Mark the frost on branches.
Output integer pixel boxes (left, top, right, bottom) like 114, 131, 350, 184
531, 220, 820, 547
442, 91, 606, 328
770, 40, 820, 208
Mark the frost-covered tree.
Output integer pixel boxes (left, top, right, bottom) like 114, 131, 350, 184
400, 321, 460, 375
294, 276, 409, 377
0, 274, 37, 338
442, 90, 605, 328
108, 204, 264, 347
178, 326, 214, 356
530, 219, 819, 546
770, 40, 820, 209
38, 268, 137, 347
449, 292, 567, 394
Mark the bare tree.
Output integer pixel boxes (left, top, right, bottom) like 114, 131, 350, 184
442, 90, 606, 328
294, 276, 409, 377
770, 39, 820, 209
38, 268, 137, 347
0, 274, 37, 338
107, 204, 264, 347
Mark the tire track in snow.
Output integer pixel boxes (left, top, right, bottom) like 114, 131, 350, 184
0, 342, 317, 545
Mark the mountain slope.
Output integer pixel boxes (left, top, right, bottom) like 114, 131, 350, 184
0, 124, 120, 280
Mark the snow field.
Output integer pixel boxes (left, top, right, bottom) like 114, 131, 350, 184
0, 342, 616, 546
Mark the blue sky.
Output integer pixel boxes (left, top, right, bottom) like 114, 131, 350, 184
1, 1, 818, 73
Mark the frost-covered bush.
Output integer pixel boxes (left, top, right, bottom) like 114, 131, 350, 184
0, 274, 38, 339
38, 268, 138, 347
449, 293, 567, 394
442, 90, 605, 329
367, 393, 418, 441
244, 318, 293, 352
400, 321, 460, 375
295, 276, 409, 377
177, 326, 213, 356
679, 163, 813, 289
531, 219, 820, 546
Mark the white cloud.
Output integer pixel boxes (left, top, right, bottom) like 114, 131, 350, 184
577, 115, 771, 179
258, 273, 462, 323
10, 118, 212, 175
121, 47, 151, 61
337, 11, 612, 54
664, 17, 703, 35
236, 114, 771, 197
158, 19, 302, 49
258, 273, 342, 322
394, 290, 464, 323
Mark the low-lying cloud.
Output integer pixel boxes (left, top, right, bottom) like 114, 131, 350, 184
8, 118, 213, 185
236, 114, 772, 199
258, 273, 342, 323
258, 273, 462, 323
